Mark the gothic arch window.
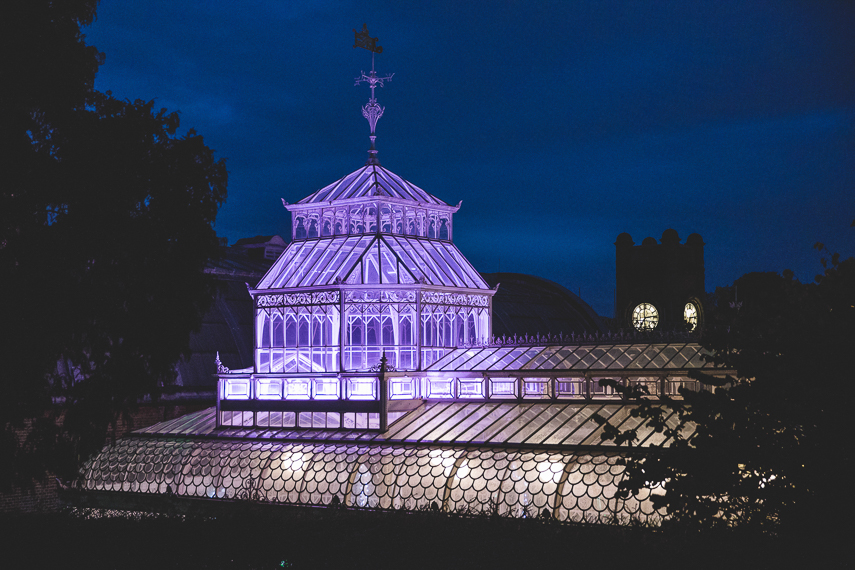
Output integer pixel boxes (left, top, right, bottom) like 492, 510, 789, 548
439, 219, 449, 240
295, 218, 307, 239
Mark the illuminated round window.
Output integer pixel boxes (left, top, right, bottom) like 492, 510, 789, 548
684, 302, 698, 331
631, 303, 659, 331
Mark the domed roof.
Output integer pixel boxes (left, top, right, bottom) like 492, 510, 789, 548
481, 273, 607, 337
296, 163, 452, 207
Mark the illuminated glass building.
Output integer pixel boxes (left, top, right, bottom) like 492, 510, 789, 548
79, 44, 725, 524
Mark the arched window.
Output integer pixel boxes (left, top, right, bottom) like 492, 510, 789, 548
439, 219, 449, 240
308, 219, 318, 238
295, 218, 307, 239
260, 312, 271, 348
272, 313, 284, 347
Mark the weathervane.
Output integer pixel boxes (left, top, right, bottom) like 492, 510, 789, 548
354, 24, 393, 164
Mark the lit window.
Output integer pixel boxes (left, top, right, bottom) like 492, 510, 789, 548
632, 303, 659, 330
684, 302, 698, 331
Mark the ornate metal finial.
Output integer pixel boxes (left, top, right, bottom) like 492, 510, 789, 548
215, 351, 230, 374
354, 24, 393, 165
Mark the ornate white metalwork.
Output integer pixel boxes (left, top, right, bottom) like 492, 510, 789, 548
215, 352, 230, 374
345, 290, 418, 303
421, 291, 490, 307
354, 27, 393, 162
256, 291, 340, 308
362, 99, 384, 137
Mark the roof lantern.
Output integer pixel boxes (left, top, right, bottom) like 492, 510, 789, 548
218, 26, 495, 432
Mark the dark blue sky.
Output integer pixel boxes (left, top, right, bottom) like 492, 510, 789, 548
85, 1, 854, 317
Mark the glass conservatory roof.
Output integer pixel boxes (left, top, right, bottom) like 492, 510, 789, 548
135, 403, 692, 449
256, 234, 489, 290
296, 164, 450, 207
429, 343, 715, 372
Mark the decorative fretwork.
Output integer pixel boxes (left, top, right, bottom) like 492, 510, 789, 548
421, 291, 490, 307
345, 290, 418, 303
256, 291, 340, 308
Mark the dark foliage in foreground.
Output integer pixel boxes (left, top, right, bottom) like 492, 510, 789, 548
0, 506, 840, 570
597, 245, 854, 538
1, 1, 227, 487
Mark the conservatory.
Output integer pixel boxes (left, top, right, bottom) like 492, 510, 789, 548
78, 43, 728, 525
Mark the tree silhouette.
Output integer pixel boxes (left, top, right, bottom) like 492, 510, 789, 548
1, 1, 227, 485
597, 241, 854, 538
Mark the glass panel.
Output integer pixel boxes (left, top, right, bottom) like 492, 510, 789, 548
523, 404, 583, 445
442, 243, 487, 289
487, 404, 551, 443
556, 378, 585, 398
477, 347, 514, 370
489, 377, 517, 399
287, 239, 333, 287
346, 378, 378, 400
564, 405, 622, 445
303, 237, 347, 286
590, 377, 622, 399
378, 241, 401, 284
389, 376, 417, 399
224, 378, 250, 399
256, 378, 283, 400
436, 403, 497, 441
458, 378, 485, 398
280, 240, 322, 287
488, 347, 531, 370
284, 378, 311, 400
504, 347, 547, 370
426, 378, 454, 398
333, 236, 374, 283
416, 241, 462, 287
384, 236, 428, 283
313, 378, 340, 399
522, 377, 551, 399
475, 405, 532, 442
258, 241, 301, 289
543, 404, 606, 445
404, 402, 469, 441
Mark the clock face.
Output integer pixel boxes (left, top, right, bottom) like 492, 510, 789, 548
684, 302, 698, 331
632, 303, 659, 330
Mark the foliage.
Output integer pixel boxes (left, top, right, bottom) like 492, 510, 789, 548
596, 245, 854, 536
1, 1, 227, 486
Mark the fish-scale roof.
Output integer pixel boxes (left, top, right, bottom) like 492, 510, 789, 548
297, 163, 451, 207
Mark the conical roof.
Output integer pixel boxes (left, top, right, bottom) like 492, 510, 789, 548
297, 163, 451, 207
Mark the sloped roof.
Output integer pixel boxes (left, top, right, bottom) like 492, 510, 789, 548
429, 342, 714, 372
132, 402, 691, 449
256, 234, 489, 290
296, 164, 451, 207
